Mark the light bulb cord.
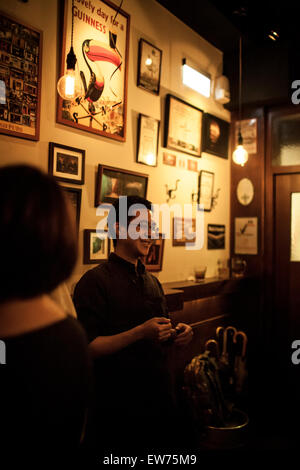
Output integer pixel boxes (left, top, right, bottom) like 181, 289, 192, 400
71, 0, 74, 48
238, 35, 242, 133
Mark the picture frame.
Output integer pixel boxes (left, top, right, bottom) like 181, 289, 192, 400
137, 38, 162, 95
172, 217, 196, 246
0, 11, 42, 141
61, 186, 81, 234
48, 142, 85, 185
198, 170, 214, 211
207, 224, 225, 250
136, 113, 160, 167
164, 94, 203, 157
141, 234, 165, 272
202, 113, 229, 159
56, 0, 130, 142
95, 164, 148, 206
234, 217, 258, 255
83, 229, 110, 264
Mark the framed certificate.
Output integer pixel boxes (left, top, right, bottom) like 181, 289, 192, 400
164, 94, 203, 157
198, 170, 214, 211
136, 113, 160, 167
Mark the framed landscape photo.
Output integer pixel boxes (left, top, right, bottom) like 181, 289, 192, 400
56, 0, 130, 142
137, 38, 162, 95
202, 113, 229, 159
164, 94, 203, 157
198, 170, 214, 211
172, 217, 196, 246
136, 113, 160, 167
141, 234, 165, 272
83, 229, 109, 264
0, 11, 42, 141
61, 186, 81, 234
95, 164, 148, 206
48, 142, 85, 184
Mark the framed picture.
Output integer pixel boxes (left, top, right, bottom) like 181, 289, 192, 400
0, 11, 42, 141
48, 142, 85, 184
234, 217, 258, 255
136, 113, 160, 167
202, 113, 229, 159
172, 217, 196, 246
83, 229, 110, 264
137, 38, 162, 95
234, 118, 257, 154
198, 170, 214, 211
141, 234, 165, 272
208, 224, 225, 250
56, 0, 130, 142
95, 165, 148, 206
164, 94, 203, 157
61, 186, 81, 234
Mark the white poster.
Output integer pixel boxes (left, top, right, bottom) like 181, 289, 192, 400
235, 217, 258, 255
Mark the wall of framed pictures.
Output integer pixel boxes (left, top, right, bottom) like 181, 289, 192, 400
0, 0, 230, 285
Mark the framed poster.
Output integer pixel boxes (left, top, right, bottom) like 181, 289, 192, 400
235, 118, 257, 155
141, 234, 165, 272
95, 164, 148, 206
83, 229, 109, 264
137, 38, 162, 95
202, 113, 229, 159
172, 217, 196, 246
136, 113, 159, 167
48, 142, 85, 184
207, 224, 225, 250
234, 217, 258, 255
0, 11, 42, 140
164, 94, 203, 157
56, 0, 130, 142
198, 170, 214, 211
61, 186, 82, 234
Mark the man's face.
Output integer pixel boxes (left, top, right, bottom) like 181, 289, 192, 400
117, 209, 157, 259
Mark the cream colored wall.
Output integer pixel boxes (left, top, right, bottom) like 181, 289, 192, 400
0, 0, 230, 290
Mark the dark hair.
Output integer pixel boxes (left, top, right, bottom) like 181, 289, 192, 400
0, 165, 78, 302
107, 195, 152, 247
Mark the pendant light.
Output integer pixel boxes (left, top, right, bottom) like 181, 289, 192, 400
57, 0, 82, 100
232, 36, 248, 167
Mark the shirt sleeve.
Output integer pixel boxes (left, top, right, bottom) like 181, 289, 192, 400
73, 269, 109, 343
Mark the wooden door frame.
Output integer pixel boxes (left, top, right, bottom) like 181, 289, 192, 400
264, 105, 300, 338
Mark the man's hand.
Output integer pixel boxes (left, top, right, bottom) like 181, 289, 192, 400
140, 317, 175, 342
173, 323, 193, 346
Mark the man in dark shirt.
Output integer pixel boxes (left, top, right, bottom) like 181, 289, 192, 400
73, 196, 193, 453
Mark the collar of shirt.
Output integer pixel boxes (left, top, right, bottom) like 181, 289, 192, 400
109, 252, 146, 276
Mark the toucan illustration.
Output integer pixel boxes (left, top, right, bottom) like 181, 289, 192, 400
81, 38, 121, 111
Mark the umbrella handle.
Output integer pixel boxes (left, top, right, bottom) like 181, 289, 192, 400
205, 339, 219, 357
223, 326, 237, 356
216, 326, 225, 354
234, 330, 248, 358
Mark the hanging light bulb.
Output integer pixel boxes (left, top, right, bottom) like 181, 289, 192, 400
57, 0, 82, 100
232, 36, 248, 166
233, 129, 248, 166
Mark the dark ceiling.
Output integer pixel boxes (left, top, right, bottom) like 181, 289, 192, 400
156, 0, 299, 53
156, 0, 299, 108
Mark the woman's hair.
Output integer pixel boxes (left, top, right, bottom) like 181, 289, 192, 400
0, 164, 78, 302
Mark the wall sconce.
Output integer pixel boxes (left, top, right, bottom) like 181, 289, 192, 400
57, 0, 82, 100
182, 58, 211, 97
165, 179, 180, 202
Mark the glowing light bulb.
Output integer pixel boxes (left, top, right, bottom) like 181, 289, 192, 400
57, 47, 82, 100
57, 68, 82, 100
145, 153, 155, 166
145, 57, 152, 66
232, 144, 248, 166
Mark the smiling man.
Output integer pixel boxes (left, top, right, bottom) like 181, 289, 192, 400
73, 195, 193, 455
